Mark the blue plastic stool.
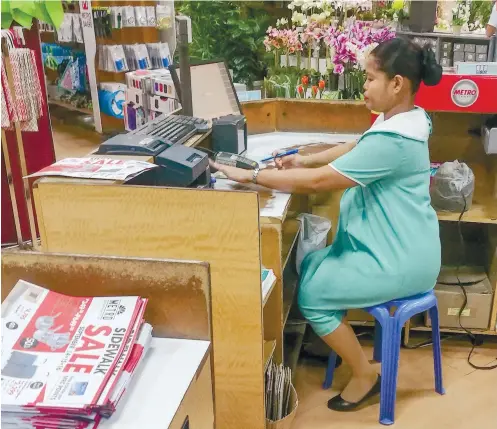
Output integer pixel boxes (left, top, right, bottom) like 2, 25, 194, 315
322, 290, 445, 425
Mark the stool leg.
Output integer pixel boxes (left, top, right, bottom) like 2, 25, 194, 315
322, 351, 337, 389
428, 304, 445, 395
374, 319, 382, 362
379, 322, 401, 425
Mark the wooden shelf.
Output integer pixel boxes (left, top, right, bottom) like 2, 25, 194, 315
435, 163, 497, 225
263, 277, 277, 307
282, 219, 300, 271
283, 272, 299, 326
410, 324, 497, 336
49, 100, 92, 116
264, 340, 277, 371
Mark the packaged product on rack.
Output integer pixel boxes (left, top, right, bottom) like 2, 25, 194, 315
156, 4, 173, 29
123, 6, 136, 27
146, 6, 156, 27
72, 13, 84, 43
110, 6, 123, 29
135, 6, 147, 27
57, 13, 73, 42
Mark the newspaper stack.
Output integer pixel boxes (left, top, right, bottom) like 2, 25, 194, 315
265, 362, 293, 421
1, 280, 153, 429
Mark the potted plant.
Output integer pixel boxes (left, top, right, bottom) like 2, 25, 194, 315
452, 1, 470, 35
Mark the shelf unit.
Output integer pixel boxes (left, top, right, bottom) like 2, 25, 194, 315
397, 30, 497, 63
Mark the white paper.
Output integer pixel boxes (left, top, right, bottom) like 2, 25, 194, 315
26, 158, 158, 181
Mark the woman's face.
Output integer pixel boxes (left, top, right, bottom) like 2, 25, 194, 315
363, 55, 409, 112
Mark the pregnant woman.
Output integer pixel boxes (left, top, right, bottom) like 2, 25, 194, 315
211, 37, 442, 411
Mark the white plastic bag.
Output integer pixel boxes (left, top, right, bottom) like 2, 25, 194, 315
296, 214, 332, 275
430, 160, 475, 213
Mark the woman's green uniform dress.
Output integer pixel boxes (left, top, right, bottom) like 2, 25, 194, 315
298, 108, 441, 336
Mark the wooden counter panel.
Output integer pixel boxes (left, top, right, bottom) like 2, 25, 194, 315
33, 182, 265, 429
243, 100, 277, 135
276, 100, 371, 133
1, 251, 211, 341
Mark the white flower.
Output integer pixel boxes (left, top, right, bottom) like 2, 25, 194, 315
288, 4, 295, 10
325, 10, 331, 17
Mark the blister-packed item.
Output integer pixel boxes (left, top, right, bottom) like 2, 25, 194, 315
110, 6, 123, 29
57, 13, 73, 42
430, 160, 475, 213
123, 6, 136, 27
146, 6, 156, 27
156, 4, 172, 29
72, 14, 83, 43
135, 6, 147, 27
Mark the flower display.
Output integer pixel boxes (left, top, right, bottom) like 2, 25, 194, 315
452, 0, 470, 27
323, 21, 395, 74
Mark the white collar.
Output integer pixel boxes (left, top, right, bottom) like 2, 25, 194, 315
364, 107, 432, 142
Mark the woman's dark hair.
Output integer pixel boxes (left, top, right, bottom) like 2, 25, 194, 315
371, 37, 442, 92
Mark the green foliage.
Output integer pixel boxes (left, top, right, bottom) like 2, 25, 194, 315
469, 1, 493, 28
1, 1, 64, 29
176, 1, 269, 88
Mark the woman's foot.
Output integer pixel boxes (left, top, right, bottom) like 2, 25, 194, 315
328, 369, 381, 412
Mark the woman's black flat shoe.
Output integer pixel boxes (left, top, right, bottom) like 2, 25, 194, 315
327, 375, 381, 412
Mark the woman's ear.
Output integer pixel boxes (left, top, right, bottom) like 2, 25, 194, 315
392, 75, 404, 94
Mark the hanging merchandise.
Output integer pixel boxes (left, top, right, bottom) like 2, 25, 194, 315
4, 48, 45, 132
98, 45, 128, 73
156, 4, 173, 30
1, 63, 18, 129
56, 12, 73, 42
92, 6, 112, 38
146, 6, 156, 27
122, 6, 136, 27
110, 6, 123, 29
72, 13, 83, 43
147, 42, 172, 69
135, 6, 147, 27
99, 83, 126, 119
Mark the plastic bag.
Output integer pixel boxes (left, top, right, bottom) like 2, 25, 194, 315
296, 214, 332, 275
430, 160, 475, 213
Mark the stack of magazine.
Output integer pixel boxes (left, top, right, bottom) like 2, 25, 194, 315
265, 362, 293, 421
1, 280, 153, 429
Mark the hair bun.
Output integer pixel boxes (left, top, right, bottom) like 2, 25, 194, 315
421, 45, 442, 86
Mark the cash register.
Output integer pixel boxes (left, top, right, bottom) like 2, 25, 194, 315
97, 61, 246, 188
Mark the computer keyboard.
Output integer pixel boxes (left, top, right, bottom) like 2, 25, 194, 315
134, 114, 210, 146
97, 114, 211, 157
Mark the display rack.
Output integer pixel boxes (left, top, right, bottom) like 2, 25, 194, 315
397, 31, 497, 63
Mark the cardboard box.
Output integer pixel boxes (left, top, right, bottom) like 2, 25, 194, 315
441, 50, 453, 59
440, 58, 453, 67
476, 53, 488, 62
465, 52, 476, 62
425, 267, 493, 330
453, 43, 464, 52
442, 41, 453, 51
464, 44, 476, 53
476, 45, 488, 54
453, 51, 465, 62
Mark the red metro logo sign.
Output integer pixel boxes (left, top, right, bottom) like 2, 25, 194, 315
451, 79, 479, 108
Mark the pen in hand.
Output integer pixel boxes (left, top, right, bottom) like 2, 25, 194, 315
261, 149, 299, 163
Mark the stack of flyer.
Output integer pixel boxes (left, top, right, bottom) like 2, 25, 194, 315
1, 280, 153, 429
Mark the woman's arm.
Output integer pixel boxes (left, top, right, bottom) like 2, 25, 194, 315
211, 163, 357, 194
301, 141, 357, 167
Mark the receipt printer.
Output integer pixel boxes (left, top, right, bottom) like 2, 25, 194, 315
126, 145, 211, 188
212, 114, 247, 155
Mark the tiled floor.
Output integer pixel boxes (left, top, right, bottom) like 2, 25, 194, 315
51, 120, 101, 160
292, 339, 497, 429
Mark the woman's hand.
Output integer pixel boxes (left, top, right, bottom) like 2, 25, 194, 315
210, 161, 252, 183
273, 151, 306, 170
